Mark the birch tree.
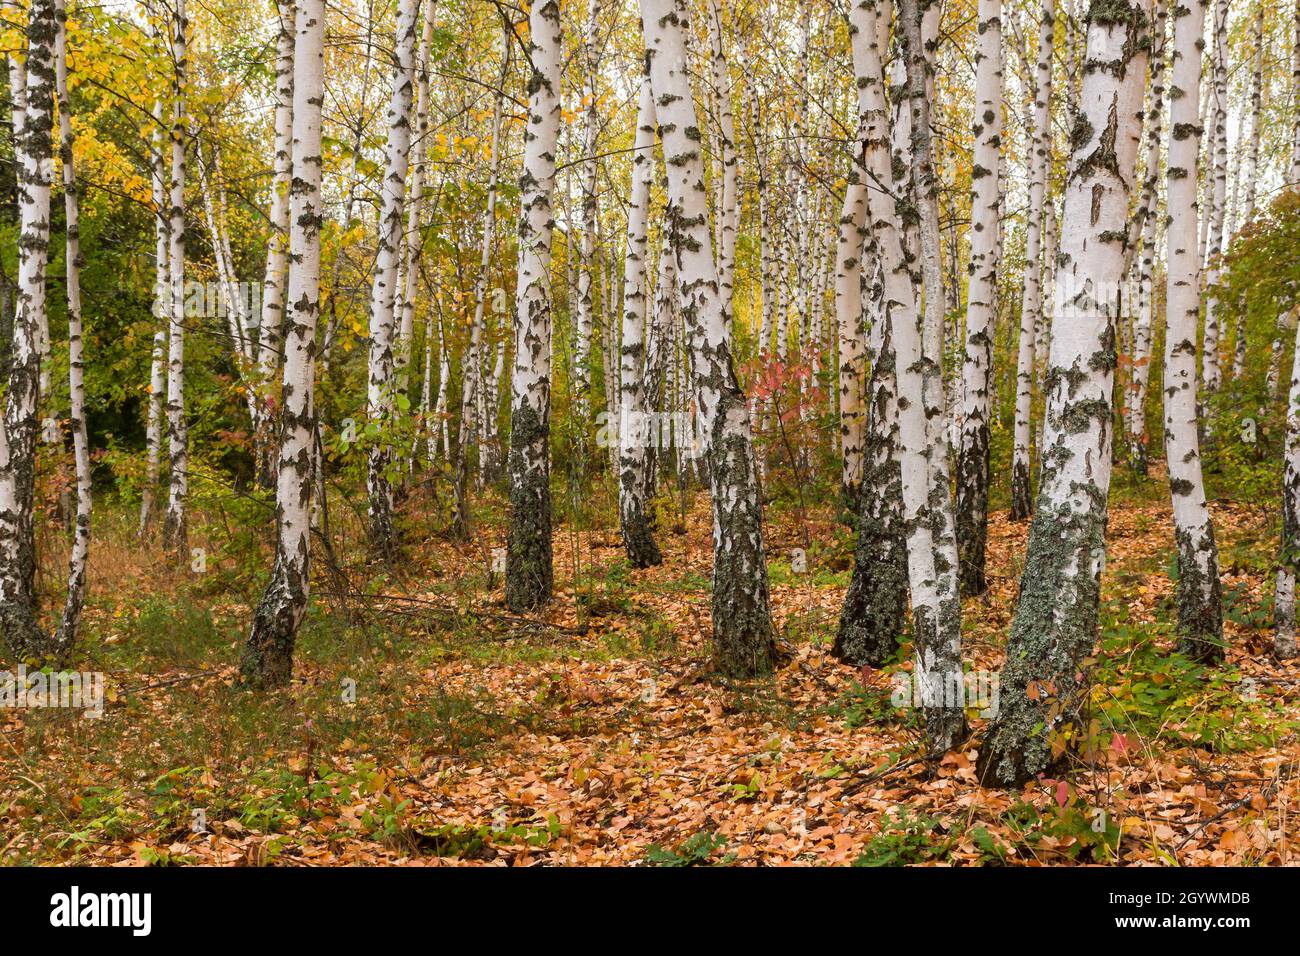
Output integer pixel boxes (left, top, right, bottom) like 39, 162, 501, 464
241, 0, 324, 687
1277, 301, 1300, 660
504, 0, 562, 611
1279, 0, 1300, 660
978, 0, 1151, 788
255, 0, 296, 486
617, 69, 662, 568
162, 0, 189, 556
833, 169, 868, 508
1011, 0, 1054, 521
1201, 0, 1227, 400
0, 0, 55, 658
837, 0, 963, 749
573, 0, 600, 420
640, 0, 777, 676
1163, 0, 1223, 664
53, 0, 91, 654
140, 72, 169, 536
956, 0, 1002, 596
364, 0, 419, 558
1125, 0, 1165, 474
706, 0, 738, 338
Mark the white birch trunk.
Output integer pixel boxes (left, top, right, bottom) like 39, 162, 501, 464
140, 82, 169, 536
255, 0, 295, 485
956, 0, 1002, 597
706, 0, 738, 341
53, 0, 91, 655
573, 0, 600, 421
161, 0, 189, 557
1126, 0, 1165, 474
0, 0, 56, 656
395, 9, 433, 398
1277, 305, 1300, 659
1201, 0, 1228, 399
365, 0, 419, 557
242, 0, 325, 687
504, 0, 562, 611
640, 0, 777, 676
835, 172, 869, 508
839, 0, 963, 749
978, 0, 1151, 787
1011, 0, 1054, 520
1163, 0, 1223, 663
617, 69, 662, 568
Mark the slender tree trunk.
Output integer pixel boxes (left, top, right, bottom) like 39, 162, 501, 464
504, 0, 562, 611
1292, 0, 1300, 190
255, 0, 295, 487
1241, 2, 1263, 225
573, 0, 600, 422
617, 69, 662, 568
1163, 0, 1224, 664
706, 0, 738, 341
640, 0, 776, 676
897, 0, 965, 752
1279, 0, 1300, 660
956, 0, 1002, 596
0, 0, 56, 659
1277, 308, 1300, 659
837, 0, 963, 750
977, 0, 1151, 788
53, 0, 90, 657
1201, 0, 1228, 402
161, 0, 190, 557
834, 172, 869, 510
395, 9, 433, 401
140, 330, 166, 535
835, 231, 908, 668
240, 0, 323, 687
365, 0, 419, 558
140, 81, 169, 537
1011, 0, 1054, 521
1126, 0, 1165, 474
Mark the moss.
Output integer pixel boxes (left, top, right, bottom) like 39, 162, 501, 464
1173, 525, 1225, 663
977, 495, 1109, 787
505, 401, 554, 611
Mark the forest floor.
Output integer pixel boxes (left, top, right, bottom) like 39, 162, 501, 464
2, 465, 1298, 866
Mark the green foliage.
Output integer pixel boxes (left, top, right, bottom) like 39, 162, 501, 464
853, 809, 953, 866
1094, 600, 1295, 753
643, 829, 735, 867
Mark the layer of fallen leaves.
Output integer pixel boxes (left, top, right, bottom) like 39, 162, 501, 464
2, 475, 1297, 867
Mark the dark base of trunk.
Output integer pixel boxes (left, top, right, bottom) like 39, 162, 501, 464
833, 523, 907, 668
368, 510, 398, 563
1128, 439, 1148, 476
957, 425, 990, 597
956, 505, 989, 597
1174, 529, 1225, 664
620, 507, 662, 569
1009, 461, 1032, 521
505, 475, 553, 612
976, 502, 1105, 787
708, 432, 776, 679
161, 514, 187, 559
240, 549, 308, 688
0, 601, 48, 664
